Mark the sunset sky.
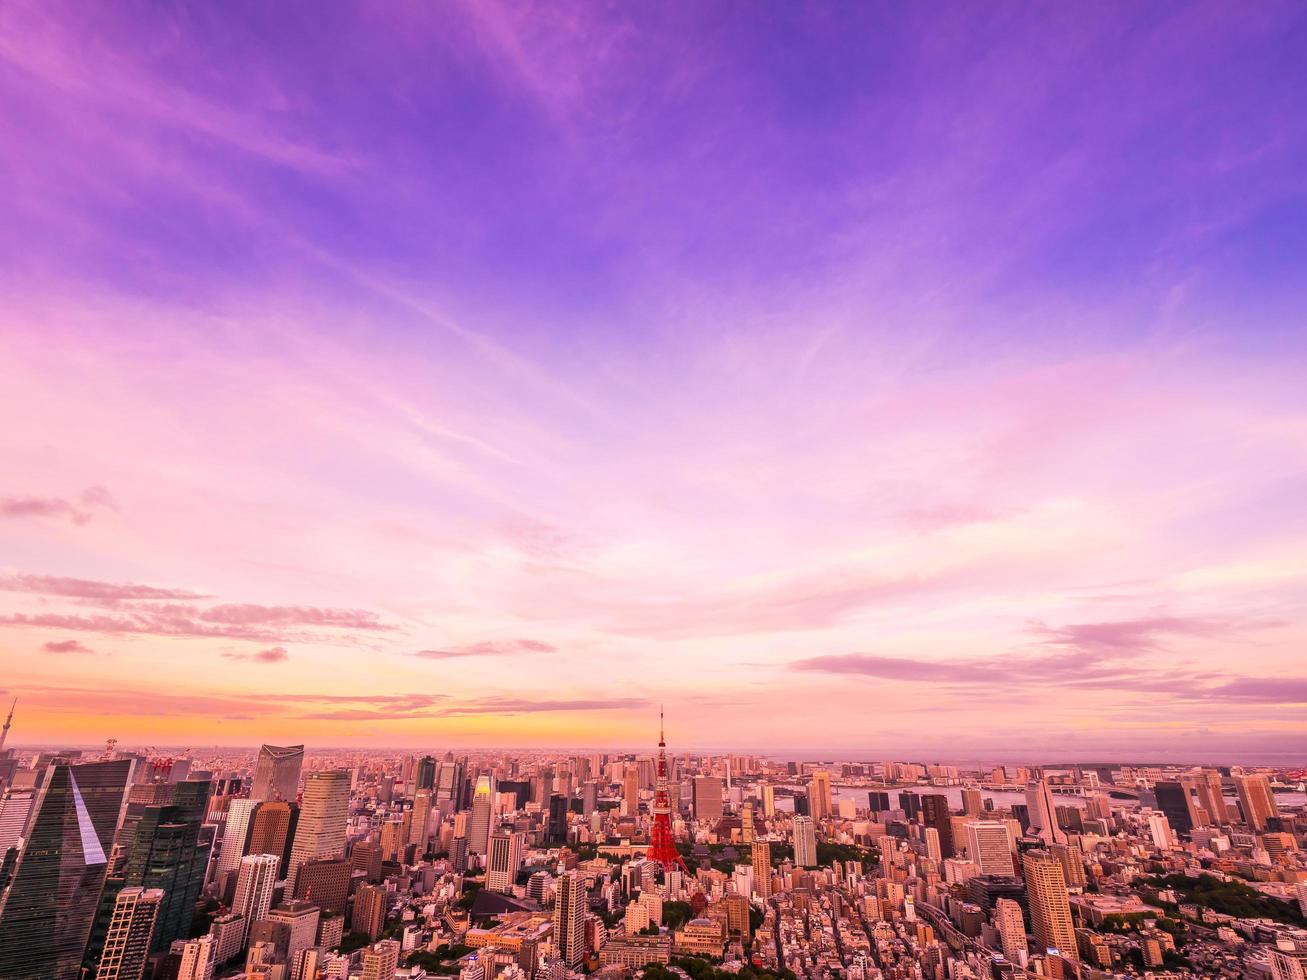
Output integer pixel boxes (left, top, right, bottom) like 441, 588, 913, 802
2, 1, 1306, 759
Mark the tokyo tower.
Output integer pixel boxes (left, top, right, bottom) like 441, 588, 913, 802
647, 707, 690, 874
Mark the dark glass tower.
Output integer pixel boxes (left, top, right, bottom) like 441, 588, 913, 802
0, 759, 132, 979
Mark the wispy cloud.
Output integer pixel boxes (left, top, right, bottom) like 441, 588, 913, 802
0, 486, 116, 526
222, 646, 289, 663
415, 638, 555, 659
0, 573, 207, 602
42, 638, 94, 654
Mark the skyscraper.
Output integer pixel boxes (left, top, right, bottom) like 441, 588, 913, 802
467, 775, 494, 855
1233, 773, 1279, 831
751, 840, 772, 899
623, 765, 640, 817
410, 790, 432, 852
794, 815, 817, 868
1025, 779, 1068, 846
547, 793, 570, 845
921, 794, 955, 858
808, 770, 832, 820
965, 821, 1014, 876
994, 897, 1027, 964
553, 870, 586, 968
0, 759, 133, 979
416, 756, 437, 792
216, 798, 258, 884
1022, 850, 1076, 961
232, 853, 280, 946
1192, 770, 1231, 825
250, 745, 305, 803
95, 887, 164, 980
286, 769, 350, 892
1154, 780, 1203, 835
761, 784, 776, 818
249, 800, 298, 876
353, 883, 387, 941
486, 828, 523, 894
693, 776, 723, 821
436, 756, 465, 810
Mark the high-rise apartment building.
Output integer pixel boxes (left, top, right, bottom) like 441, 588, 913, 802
0, 759, 133, 979
554, 871, 586, 968
994, 897, 1027, 964
95, 887, 164, 980
1022, 850, 1077, 961
353, 883, 388, 941
741, 802, 755, 843
751, 839, 772, 898
232, 853, 280, 946
217, 798, 258, 883
965, 821, 1014, 876
410, 790, 432, 851
486, 828, 523, 894
1234, 773, 1279, 831
961, 787, 984, 818
286, 769, 350, 891
794, 815, 818, 868
250, 745, 304, 802
761, 784, 775, 818
1192, 770, 1231, 825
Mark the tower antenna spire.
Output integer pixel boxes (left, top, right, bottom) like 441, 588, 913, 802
647, 705, 689, 875
0, 698, 14, 754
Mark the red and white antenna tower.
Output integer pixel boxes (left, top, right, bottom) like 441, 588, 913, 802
647, 706, 690, 874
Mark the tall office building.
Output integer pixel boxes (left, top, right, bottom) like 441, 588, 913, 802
794, 815, 818, 868
994, 897, 1027, 964
410, 791, 432, 851
232, 853, 280, 945
1025, 780, 1068, 846
761, 784, 776, 818
751, 840, 772, 898
0, 759, 133, 980
808, 770, 832, 820
693, 777, 724, 821
486, 828, 523, 894
416, 756, 437, 793
286, 770, 350, 892
921, 794, 955, 858
1192, 770, 1231, 825
436, 756, 465, 810
1049, 842, 1087, 891
965, 821, 1014, 876
250, 745, 305, 803
1154, 780, 1203, 835
249, 800, 298, 876
468, 775, 494, 855
0, 787, 34, 857
553, 870, 586, 968
293, 856, 350, 913
547, 794, 570, 845
1234, 773, 1279, 831
95, 778, 212, 955
95, 887, 164, 980
623, 766, 640, 816
217, 798, 258, 882
267, 900, 320, 965
1022, 850, 1076, 961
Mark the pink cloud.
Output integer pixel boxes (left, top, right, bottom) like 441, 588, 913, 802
42, 638, 94, 654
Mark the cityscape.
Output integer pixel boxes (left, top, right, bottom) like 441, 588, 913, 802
3, 2, 1307, 980
0, 716, 1306, 980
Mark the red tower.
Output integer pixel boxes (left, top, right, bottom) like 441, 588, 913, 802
647, 707, 690, 874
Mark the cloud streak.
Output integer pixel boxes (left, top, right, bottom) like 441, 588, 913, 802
415, 638, 555, 659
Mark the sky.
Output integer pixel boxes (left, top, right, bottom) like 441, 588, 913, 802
1, 1, 1306, 761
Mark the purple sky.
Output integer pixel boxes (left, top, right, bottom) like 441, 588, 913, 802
2, 1, 1306, 758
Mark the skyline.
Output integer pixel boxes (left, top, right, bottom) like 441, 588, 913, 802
3, 2, 1307, 757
